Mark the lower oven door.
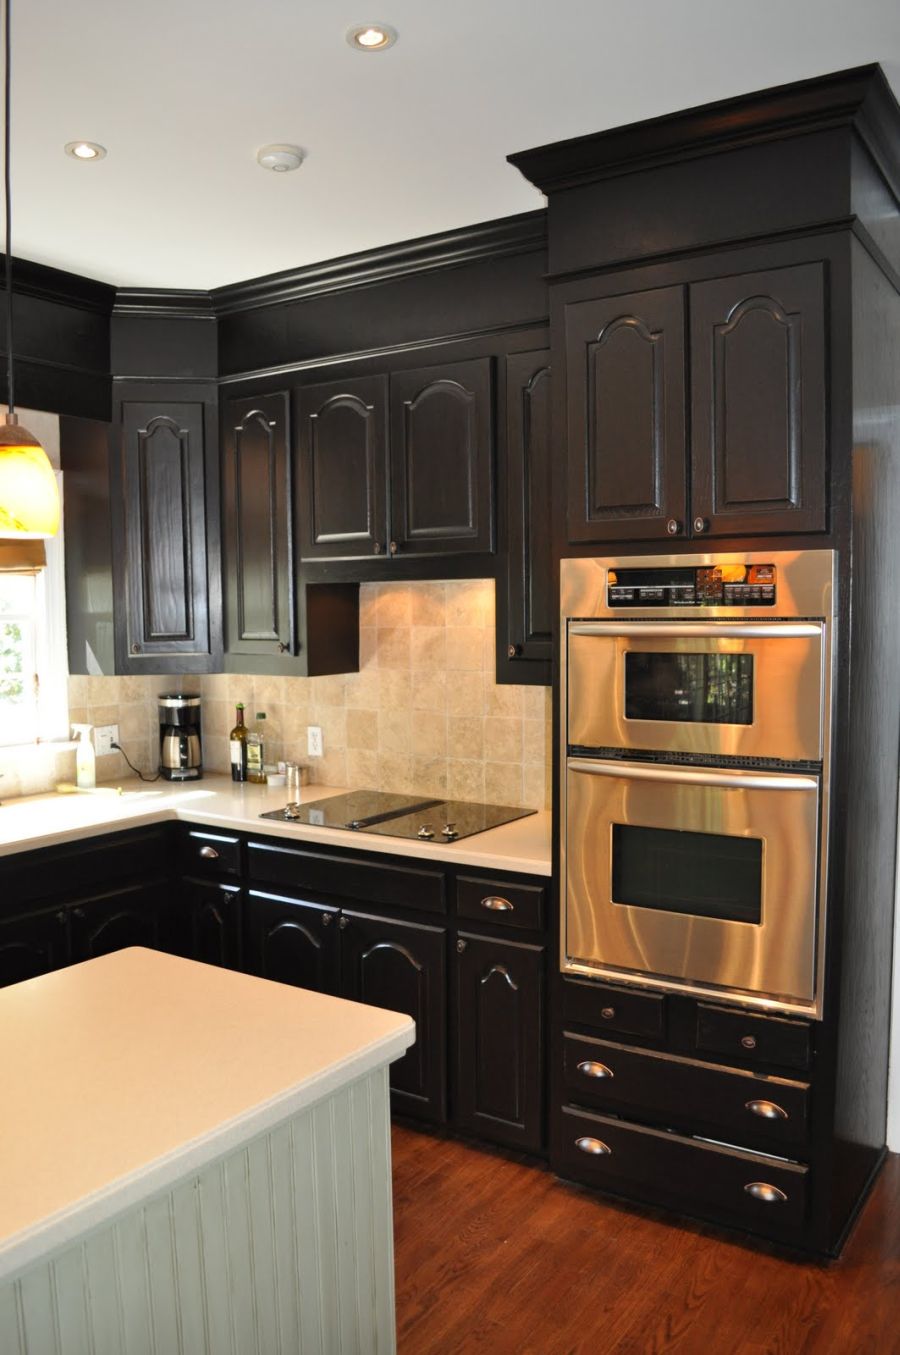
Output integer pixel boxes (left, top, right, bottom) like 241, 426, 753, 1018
564, 758, 821, 1010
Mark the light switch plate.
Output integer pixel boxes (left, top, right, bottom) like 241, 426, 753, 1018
95, 724, 120, 757
307, 725, 323, 757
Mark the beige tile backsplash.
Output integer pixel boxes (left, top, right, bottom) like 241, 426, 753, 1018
1, 580, 552, 809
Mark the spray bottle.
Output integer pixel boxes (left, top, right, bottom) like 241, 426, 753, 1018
72, 724, 96, 790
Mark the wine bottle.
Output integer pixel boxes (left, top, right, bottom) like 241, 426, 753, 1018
229, 704, 248, 782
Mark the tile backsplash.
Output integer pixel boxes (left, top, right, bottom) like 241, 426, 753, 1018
1, 581, 551, 809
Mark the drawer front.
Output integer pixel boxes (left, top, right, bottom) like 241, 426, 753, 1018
561, 977, 664, 1041
2, 828, 170, 913
247, 840, 446, 914
696, 1003, 812, 1071
563, 1033, 810, 1151
456, 875, 545, 931
559, 1105, 809, 1232
179, 829, 242, 879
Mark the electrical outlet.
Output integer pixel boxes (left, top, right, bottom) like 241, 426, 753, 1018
307, 725, 324, 758
95, 724, 120, 757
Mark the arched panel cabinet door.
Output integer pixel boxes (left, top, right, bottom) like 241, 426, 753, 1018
67, 883, 173, 962
389, 358, 494, 557
503, 349, 552, 678
563, 286, 687, 542
340, 910, 447, 1123
245, 890, 339, 994
296, 375, 388, 561
0, 909, 68, 988
182, 878, 242, 970
690, 263, 826, 536
454, 932, 544, 1152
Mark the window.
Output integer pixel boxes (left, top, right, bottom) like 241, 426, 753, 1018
0, 473, 69, 747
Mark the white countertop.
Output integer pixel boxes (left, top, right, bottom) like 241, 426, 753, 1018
0, 774, 552, 876
0, 947, 414, 1280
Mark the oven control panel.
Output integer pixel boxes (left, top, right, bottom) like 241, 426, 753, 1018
608, 563, 776, 607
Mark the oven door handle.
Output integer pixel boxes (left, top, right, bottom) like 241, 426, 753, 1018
566, 758, 819, 792
567, 622, 822, 639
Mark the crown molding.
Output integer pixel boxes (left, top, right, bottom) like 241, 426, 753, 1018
211, 210, 547, 316
1, 256, 115, 315
113, 289, 216, 320
509, 64, 900, 199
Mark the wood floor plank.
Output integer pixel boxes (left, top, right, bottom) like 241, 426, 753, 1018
392, 1128, 900, 1355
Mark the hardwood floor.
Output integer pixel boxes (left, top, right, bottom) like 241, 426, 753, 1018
392, 1126, 900, 1355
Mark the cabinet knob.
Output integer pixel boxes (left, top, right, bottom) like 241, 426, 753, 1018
389, 540, 398, 556
575, 1136, 611, 1156
456, 938, 468, 954
373, 541, 383, 555
507, 643, 522, 659
665, 518, 681, 536
743, 1182, 787, 1205
746, 1099, 788, 1121
72, 908, 85, 921
480, 895, 514, 912
600, 1006, 616, 1021
199, 845, 220, 860
338, 915, 350, 930
577, 1060, 613, 1080
321, 912, 333, 927
277, 640, 289, 653
693, 516, 709, 534
131, 642, 141, 654
56, 910, 67, 925
741, 1035, 757, 1050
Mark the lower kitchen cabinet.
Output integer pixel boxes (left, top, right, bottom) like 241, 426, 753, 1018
0, 908, 68, 987
455, 931, 544, 1151
245, 889, 339, 992
341, 909, 447, 1123
68, 883, 176, 961
182, 877, 243, 970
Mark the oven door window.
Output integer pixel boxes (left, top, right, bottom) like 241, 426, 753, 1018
624, 652, 754, 725
611, 823, 762, 924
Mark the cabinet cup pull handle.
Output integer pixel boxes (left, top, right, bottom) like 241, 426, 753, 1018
746, 1099, 788, 1121
576, 1136, 611, 1156
665, 518, 681, 536
577, 1060, 613, 1079
199, 845, 220, 860
744, 1182, 787, 1204
480, 895, 514, 912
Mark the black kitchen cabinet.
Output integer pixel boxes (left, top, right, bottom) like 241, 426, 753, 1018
116, 398, 217, 672
455, 931, 544, 1151
341, 909, 447, 1122
0, 908, 68, 987
221, 391, 294, 661
245, 889, 340, 993
389, 357, 494, 557
562, 261, 827, 544
183, 878, 243, 970
296, 375, 388, 561
501, 348, 553, 677
68, 882, 175, 961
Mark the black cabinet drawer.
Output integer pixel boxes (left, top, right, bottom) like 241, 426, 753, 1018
456, 875, 545, 931
563, 1033, 810, 1151
561, 977, 665, 1041
696, 1003, 812, 1071
558, 1105, 809, 1232
247, 840, 445, 914
1, 828, 170, 913
179, 829, 242, 878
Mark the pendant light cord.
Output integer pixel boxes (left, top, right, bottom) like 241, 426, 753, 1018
3, 0, 14, 419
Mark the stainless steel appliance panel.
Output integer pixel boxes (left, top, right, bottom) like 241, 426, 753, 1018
565, 758, 820, 1006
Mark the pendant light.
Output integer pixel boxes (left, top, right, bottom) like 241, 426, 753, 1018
0, 0, 59, 539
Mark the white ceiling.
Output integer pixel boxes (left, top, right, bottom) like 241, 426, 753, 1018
13, 0, 900, 290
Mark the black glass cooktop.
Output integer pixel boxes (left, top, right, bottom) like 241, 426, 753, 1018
260, 789, 535, 841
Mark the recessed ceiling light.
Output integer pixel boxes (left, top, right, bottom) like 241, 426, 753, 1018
256, 144, 305, 173
346, 23, 397, 51
64, 141, 106, 161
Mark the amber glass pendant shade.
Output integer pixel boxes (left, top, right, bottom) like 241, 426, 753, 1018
0, 413, 60, 537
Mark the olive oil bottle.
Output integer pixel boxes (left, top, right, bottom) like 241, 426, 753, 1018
246, 711, 267, 783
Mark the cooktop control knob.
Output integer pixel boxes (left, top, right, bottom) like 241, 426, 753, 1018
417, 824, 435, 839
441, 823, 459, 840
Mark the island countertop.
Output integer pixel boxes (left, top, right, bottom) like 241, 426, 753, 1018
0, 946, 414, 1281
0, 774, 552, 876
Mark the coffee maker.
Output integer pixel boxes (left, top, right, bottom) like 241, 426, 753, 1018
158, 694, 202, 781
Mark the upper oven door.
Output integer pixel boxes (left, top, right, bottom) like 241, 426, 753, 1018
567, 622, 824, 762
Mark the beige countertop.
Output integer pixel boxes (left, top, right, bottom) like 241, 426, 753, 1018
0, 773, 552, 876
0, 946, 414, 1280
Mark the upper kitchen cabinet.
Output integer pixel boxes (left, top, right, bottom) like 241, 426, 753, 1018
296, 375, 388, 561
221, 392, 294, 660
221, 389, 360, 675
114, 396, 219, 672
389, 357, 494, 558
561, 261, 827, 545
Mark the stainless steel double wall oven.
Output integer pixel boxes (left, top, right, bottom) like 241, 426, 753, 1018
561, 551, 836, 1016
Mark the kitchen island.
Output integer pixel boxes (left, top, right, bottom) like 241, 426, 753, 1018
0, 947, 414, 1355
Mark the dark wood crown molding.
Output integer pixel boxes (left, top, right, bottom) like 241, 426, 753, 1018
1, 256, 115, 315
211, 211, 548, 316
113, 289, 216, 320
508, 64, 900, 199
